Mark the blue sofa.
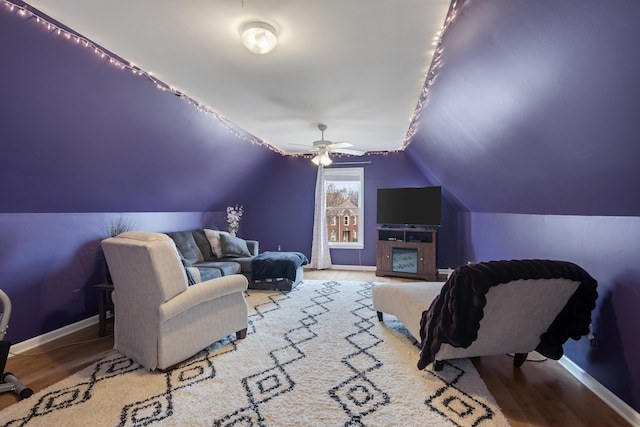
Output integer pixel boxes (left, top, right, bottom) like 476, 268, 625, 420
166, 228, 306, 291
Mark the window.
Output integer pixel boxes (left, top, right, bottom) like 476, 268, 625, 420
324, 167, 364, 249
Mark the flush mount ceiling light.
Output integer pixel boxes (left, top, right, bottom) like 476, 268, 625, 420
241, 22, 277, 54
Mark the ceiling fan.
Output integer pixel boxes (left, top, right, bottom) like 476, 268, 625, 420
299, 124, 365, 166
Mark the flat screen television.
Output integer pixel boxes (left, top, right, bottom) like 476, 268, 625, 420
377, 186, 442, 227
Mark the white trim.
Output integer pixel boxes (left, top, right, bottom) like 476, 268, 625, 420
328, 243, 365, 250
331, 264, 376, 271
9, 315, 99, 356
303, 264, 376, 271
559, 356, 640, 426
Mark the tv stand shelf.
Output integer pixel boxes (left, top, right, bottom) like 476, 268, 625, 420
376, 228, 437, 281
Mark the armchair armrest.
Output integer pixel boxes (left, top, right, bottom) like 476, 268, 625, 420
159, 274, 248, 322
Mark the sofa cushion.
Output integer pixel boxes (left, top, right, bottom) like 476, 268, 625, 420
219, 234, 251, 258
224, 256, 254, 273
194, 261, 241, 276
196, 266, 223, 281
166, 231, 204, 265
204, 229, 230, 258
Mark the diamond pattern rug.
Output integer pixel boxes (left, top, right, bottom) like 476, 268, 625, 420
0, 280, 510, 426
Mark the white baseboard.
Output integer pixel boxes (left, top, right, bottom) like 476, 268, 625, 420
303, 264, 376, 271
330, 264, 376, 271
305, 265, 454, 275
10, 315, 99, 356
559, 356, 640, 426
316, 265, 453, 275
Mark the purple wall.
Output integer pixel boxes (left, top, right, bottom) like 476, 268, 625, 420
408, 0, 640, 216
462, 213, 640, 412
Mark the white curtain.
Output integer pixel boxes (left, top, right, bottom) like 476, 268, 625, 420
310, 165, 332, 269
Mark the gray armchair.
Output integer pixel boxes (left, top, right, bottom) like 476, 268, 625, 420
101, 231, 249, 371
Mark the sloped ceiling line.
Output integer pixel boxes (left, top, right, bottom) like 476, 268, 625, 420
21, 0, 455, 154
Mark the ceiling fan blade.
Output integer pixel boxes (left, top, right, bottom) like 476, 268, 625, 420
327, 141, 353, 149
333, 148, 365, 156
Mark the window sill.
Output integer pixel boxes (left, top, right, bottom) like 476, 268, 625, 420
329, 243, 364, 250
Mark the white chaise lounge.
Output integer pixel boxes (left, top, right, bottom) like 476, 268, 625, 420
372, 259, 598, 370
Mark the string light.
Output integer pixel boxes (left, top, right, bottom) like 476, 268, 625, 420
2, 0, 460, 157
402, 0, 464, 149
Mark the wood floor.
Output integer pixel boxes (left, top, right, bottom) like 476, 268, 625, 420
0, 269, 632, 426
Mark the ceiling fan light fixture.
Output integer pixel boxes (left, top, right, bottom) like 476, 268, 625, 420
241, 22, 277, 54
312, 150, 332, 166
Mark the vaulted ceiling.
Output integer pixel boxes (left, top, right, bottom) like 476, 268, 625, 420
25, 0, 452, 154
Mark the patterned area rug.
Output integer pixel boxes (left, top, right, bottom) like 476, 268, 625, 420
0, 280, 510, 427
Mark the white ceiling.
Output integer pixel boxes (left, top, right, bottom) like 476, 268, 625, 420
26, 0, 451, 154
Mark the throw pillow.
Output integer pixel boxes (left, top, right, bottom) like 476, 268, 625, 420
219, 233, 251, 258
204, 229, 230, 258
192, 229, 214, 259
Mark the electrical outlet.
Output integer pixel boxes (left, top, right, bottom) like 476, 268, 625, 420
590, 333, 598, 350
277, 245, 281, 251
587, 324, 598, 350
72, 289, 81, 302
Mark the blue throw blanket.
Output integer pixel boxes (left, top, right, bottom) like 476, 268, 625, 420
252, 251, 309, 282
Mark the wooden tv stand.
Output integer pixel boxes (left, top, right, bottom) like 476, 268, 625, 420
375, 228, 437, 281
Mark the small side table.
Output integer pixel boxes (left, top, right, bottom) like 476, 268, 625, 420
94, 283, 114, 337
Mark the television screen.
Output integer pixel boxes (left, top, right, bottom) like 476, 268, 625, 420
377, 186, 442, 227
